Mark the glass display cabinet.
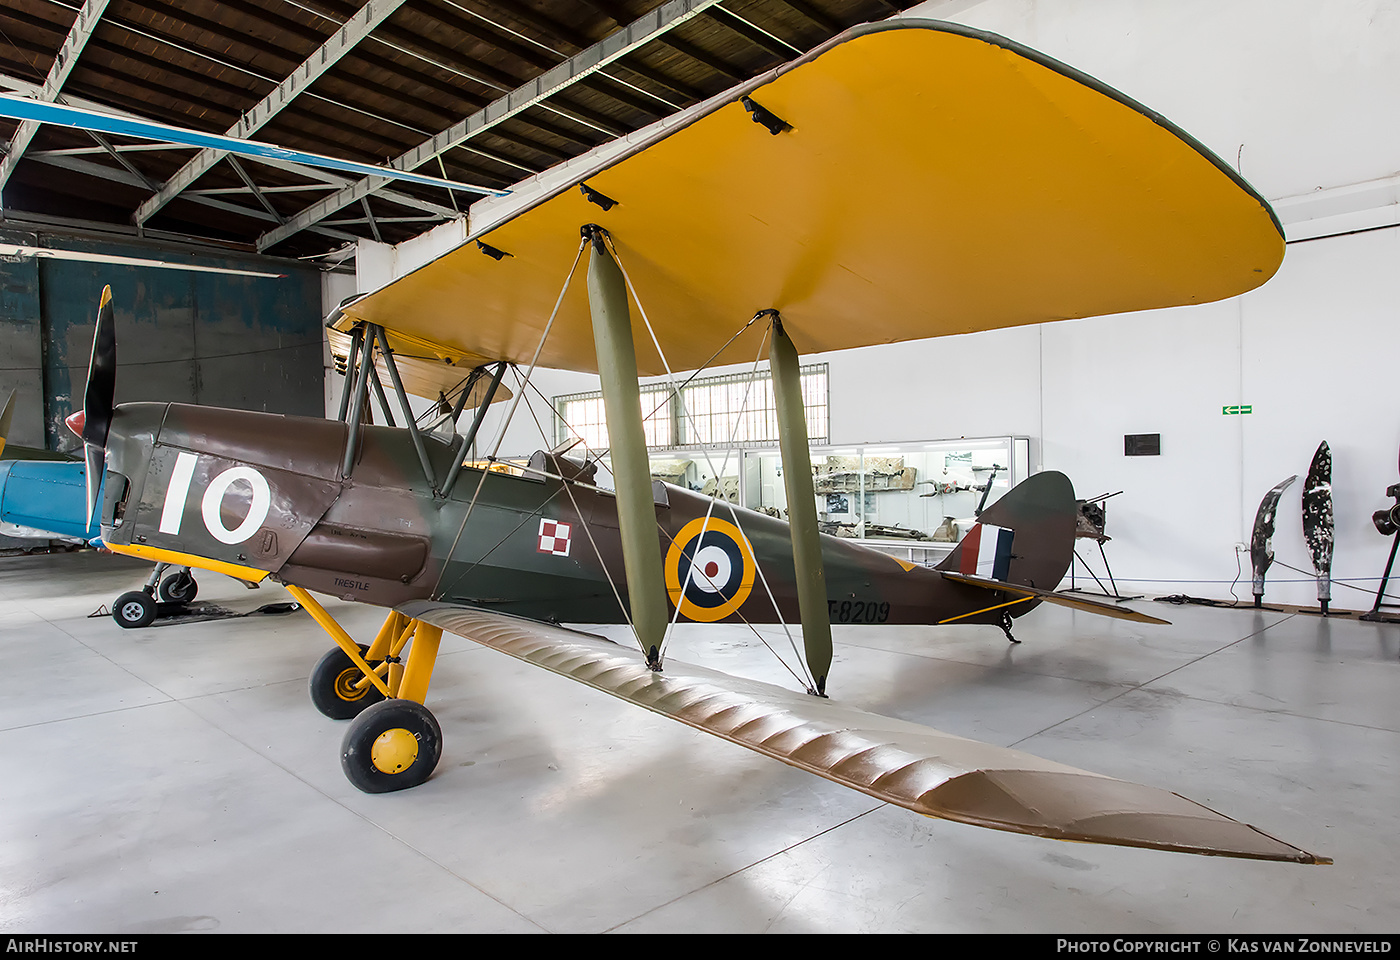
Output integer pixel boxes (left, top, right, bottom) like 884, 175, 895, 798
587, 437, 1031, 567
741, 437, 1032, 565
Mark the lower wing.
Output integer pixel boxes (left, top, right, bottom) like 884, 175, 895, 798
400, 600, 1322, 863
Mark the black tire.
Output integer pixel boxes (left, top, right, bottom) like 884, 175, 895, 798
309, 644, 386, 720
157, 571, 198, 604
112, 591, 157, 629
341, 699, 442, 794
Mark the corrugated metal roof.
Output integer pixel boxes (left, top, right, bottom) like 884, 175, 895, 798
0, 0, 917, 258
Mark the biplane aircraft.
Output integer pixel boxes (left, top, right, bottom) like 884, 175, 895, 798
27, 19, 1329, 864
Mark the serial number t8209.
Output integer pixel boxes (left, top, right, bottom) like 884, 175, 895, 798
827, 599, 891, 623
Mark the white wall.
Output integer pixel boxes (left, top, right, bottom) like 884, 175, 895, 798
882, 0, 1400, 606
320, 268, 359, 418
337, 0, 1400, 608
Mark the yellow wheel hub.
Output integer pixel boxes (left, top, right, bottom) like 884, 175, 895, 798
334, 667, 368, 703
370, 728, 419, 774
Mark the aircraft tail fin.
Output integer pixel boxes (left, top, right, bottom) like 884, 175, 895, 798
934, 471, 1170, 625
934, 470, 1077, 613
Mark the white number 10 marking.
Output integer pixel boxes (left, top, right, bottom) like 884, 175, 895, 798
159, 451, 272, 545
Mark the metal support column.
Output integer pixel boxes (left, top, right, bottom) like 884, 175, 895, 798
769, 315, 831, 695
583, 225, 669, 668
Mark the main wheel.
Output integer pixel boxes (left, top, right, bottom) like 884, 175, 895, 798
157, 570, 198, 604
112, 591, 157, 629
309, 644, 386, 719
341, 699, 442, 794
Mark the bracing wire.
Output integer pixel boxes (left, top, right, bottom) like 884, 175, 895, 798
514, 369, 642, 648
434, 237, 587, 600
603, 234, 813, 689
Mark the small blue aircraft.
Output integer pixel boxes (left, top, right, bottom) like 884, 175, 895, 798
0, 392, 197, 624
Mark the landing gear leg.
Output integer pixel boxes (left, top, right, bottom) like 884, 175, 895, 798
1000, 609, 1020, 644
157, 566, 198, 604
341, 621, 444, 793
307, 610, 407, 719
283, 585, 446, 793
143, 562, 168, 593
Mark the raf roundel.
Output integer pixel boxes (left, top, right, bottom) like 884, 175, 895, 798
664, 517, 756, 622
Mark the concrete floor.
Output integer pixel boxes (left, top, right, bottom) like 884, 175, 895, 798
1, 550, 1397, 934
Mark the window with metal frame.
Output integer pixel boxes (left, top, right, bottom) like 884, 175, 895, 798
555, 364, 828, 451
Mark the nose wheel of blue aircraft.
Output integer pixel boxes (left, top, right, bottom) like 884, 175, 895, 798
111, 563, 198, 628
310, 644, 387, 719
341, 699, 442, 793
112, 590, 157, 628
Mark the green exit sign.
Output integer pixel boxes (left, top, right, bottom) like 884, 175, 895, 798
1222, 405, 1253, 415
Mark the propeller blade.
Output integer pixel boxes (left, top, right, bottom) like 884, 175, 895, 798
81, 286, 117, 526
84, 443, 106, 528
82, 286, 116, 448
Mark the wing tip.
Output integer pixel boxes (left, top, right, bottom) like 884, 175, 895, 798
920, 769, 1327, 864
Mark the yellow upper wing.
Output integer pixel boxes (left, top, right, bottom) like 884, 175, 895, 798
341, 19, 1284, 376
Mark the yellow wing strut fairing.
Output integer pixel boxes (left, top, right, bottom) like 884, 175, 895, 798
341, 19, 1284, 377
401, 602, 1326, 863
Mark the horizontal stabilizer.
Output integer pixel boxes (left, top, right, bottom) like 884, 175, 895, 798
401, 601, 1321, 863
941, 571, 1171, 625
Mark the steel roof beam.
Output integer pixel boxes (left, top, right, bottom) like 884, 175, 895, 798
32, 143, 194, 156
250, 155, 462, 220
360, 197, 383, 242
133, 0, 410, 226
0, 0, 111, 194
86, 129, 157, 190
413, 1, 679, 113
227, 155, 285, 223
257, 0, 724, 252
0, 71, 149, 123
771, 0, 843, 34
190, 183, 337, 196
26, 151, 362, 244
701, 6, 804, 58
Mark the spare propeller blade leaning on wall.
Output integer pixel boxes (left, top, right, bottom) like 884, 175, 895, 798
1302, 441, 1335, 615
1250, 475, 1297, 608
